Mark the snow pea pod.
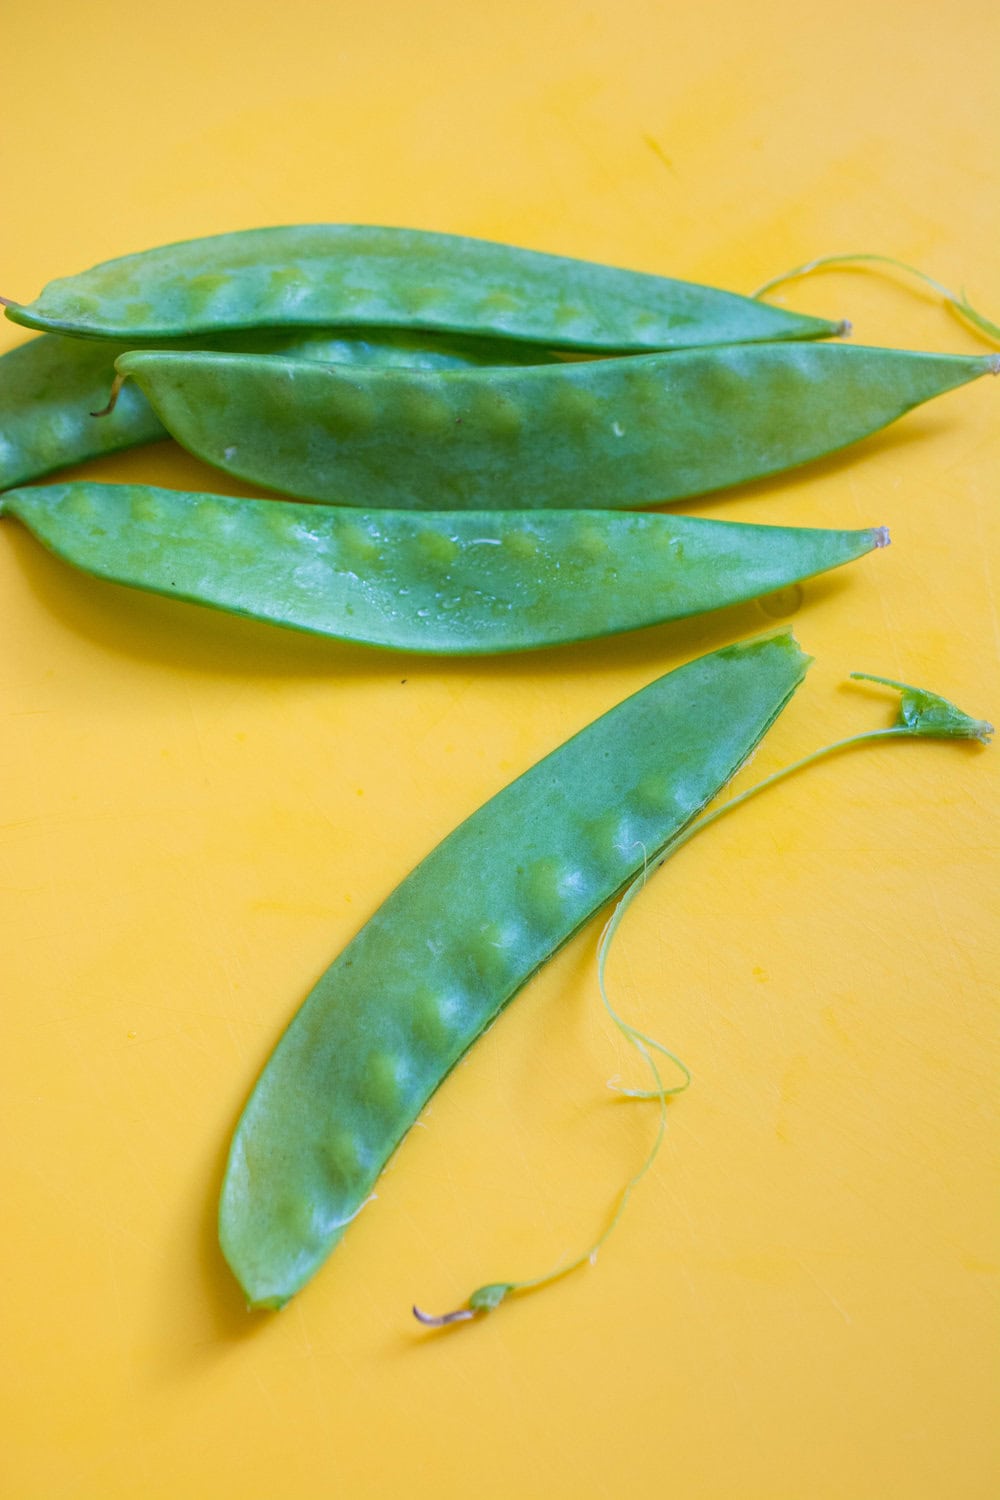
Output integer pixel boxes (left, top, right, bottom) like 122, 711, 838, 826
0, 482, 886, 652
0, 327, 557, 492
219, 629, 810, 1308
2, 225, 840, 349
115, 342, 999, 510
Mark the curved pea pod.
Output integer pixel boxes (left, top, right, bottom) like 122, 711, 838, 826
219, 629, 811, 1307
115, 343, 999, 510
2, 225, 840, 349
0, 327, 557, 492
0, 482, 886, 652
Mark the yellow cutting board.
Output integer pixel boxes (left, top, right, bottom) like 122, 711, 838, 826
2, 1, 997, 1495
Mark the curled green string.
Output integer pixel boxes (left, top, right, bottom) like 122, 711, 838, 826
752, 253, 1000, 348
413, 676, 990, 1327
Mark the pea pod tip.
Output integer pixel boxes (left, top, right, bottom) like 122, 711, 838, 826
849, 672, 993, 744
412, 1304, 476, 1328
872, 525, 891, 548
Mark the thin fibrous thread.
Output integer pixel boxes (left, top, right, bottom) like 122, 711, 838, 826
413, 722, 920, 1327
751, 253, 1000, 349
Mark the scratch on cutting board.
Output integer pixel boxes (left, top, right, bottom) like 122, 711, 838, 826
795, 1257, 853, 1324
643, 133, 676, 175
972, 488, 1000, 658
415, 678, 478, 749
922, 868, 978, 1033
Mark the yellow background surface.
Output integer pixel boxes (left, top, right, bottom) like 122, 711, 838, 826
2, 2, 997, 1496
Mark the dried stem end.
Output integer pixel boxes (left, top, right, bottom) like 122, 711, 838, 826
91, 372, 126, 418
412, 1304, 476, 1328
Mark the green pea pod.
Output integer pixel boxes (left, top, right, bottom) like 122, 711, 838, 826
114, 343, 998, 510
2, 225, 840, 349
0, 482, 887, 653
219, 629, 810, 1308
0, 328, 558, 492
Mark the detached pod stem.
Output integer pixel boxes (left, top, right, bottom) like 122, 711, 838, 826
417, 674, 991, 1326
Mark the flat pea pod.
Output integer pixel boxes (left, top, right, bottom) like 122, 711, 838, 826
219, 629, 810, 1307
0, 482, 886, 652
115, 343, 998, 510
2, 225, 840, 350
0, 328, 558, 492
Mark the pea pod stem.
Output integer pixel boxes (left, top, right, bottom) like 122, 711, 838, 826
753, 254, 1000, 349
90, 371, 125, 418
416, 678, 991, 1326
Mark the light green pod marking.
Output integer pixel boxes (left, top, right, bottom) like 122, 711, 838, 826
409, 986, 457, 1054
217, 631, 811, 1308
316, 381, 378, 437
410, 528, 459, 570
3, 224, 841, 349
394, 387, 455, 437
335, 519, 383, 572
520, 856, 578, 930
263, 506, 302, 542
66, 487, 99, 522
0, 326, 560, 493
321, 1130, 366, 1190
361, 1053, 406, 1115
463, 385, 525, 439
114, 343, 998, 510
185, 273, 233, 310
464, 921, 517, 987
0, 482, 888, 654
633, 771, 683, 815
580, 812, 631, 871
192, 498, 234, 533
129, 488, 162, 524
567, 520, 611, 564
547, 382, 605, 433
502, 528, 540, 562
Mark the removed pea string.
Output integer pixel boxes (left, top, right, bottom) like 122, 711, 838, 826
414, 675, 991, 1327
753, 253, 1000, 349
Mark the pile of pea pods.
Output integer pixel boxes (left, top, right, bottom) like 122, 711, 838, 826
4, 223, 997, 652
1, 226, 992, 1318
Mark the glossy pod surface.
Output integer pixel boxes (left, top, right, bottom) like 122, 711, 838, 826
219, 630, 811, 1307
118, 343, 997, 509
3, 225, 840, 349
0, 327, 557, 491
0, 482, 885, 652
